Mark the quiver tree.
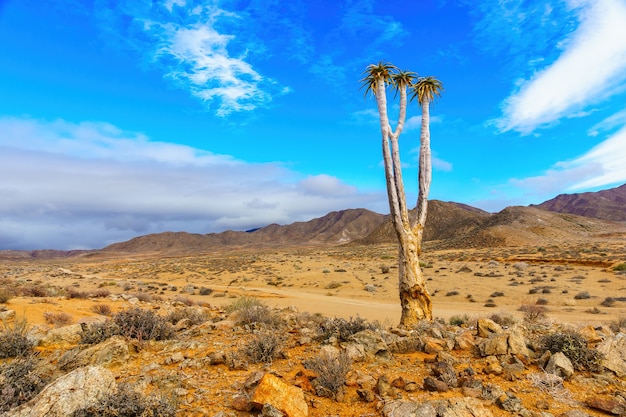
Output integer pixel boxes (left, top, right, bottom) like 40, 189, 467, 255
361, 62, 443, 327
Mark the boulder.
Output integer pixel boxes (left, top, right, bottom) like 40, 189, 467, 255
546, 352, 575, 379
477, 334, 508, 356
382, 401, 437, 417
4, 366, 116, 417
36, 323, 83, 347
476, 318, 503, 338
59, 336, 130, 371
250, 373, 308, 417
597, 333, 626, 377
348, 330, 388, 355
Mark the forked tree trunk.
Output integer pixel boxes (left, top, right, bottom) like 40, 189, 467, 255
398, 234, 433, 326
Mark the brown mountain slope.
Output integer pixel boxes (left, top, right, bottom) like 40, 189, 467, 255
102, 208, 385, 255
354, 200, 489, 245
532, 183, 626, 222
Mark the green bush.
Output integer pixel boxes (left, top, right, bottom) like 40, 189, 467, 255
613, 263, 626, 271
0, 318, 33, 358
541, 332, 603, 372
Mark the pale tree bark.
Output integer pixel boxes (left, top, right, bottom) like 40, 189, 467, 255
372, 77, 433, 327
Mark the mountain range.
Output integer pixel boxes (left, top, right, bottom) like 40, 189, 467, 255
2, 183, 625, 259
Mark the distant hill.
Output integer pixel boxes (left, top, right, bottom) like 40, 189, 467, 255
101, 208, 385, 255
532, 183, 626, 222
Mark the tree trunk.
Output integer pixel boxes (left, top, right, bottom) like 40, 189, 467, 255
397, 233, 433, 327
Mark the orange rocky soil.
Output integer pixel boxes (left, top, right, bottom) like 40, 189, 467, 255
1, 243, 626, 416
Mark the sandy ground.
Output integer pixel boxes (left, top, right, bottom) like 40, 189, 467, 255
2, 243, 625, 328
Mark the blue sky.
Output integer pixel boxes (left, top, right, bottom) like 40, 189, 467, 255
1, 0, 625, 250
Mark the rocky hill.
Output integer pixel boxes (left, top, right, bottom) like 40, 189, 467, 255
533, 183, 626, 222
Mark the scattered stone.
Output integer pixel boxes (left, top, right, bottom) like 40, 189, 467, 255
558, 411, 591, 417
348, 330, 388, 356
484, 356, 503, 375
36, 323, 83, 347
454, 331, 475, 351
586, 396, 626, 415
496, 392, 522, 412
376, 375, 395, 397
58, 336, 130, 371
477, 334, 508, 356
357, 388, 376, 403
0, 309, 16, 321
423, 376, 449, 392
382, 401, 437, 417
231, 393, 253, 411
431, 361, 458, 387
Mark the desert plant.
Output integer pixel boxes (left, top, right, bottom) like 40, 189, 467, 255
380, 265, 390, 274
449, 314, 470, 326
574, 291, 591, 300
113, 308, 175, 342
613, 263, 626, 271
91, 303, 113, 316
0, 356, 50, 412
304, 350, 351, 398
519, 303, 548, 324
224, 296, 263, 314
80, 320, 121, 345
325, 281, 342, 289
541, 332, 603, 372
243, 333, 284, 364
19, 285, 49, 297
91, 289, 111, 298
488, 312, 518, 327
65, 287, 89, 299
165, 307, 208, 326
0, 288, 13, 304
609, 316, 626, 332
0, 317, 33, 358
71, 383, 176, 417
198, 287, 213, 296
235, 303, 283, 330
317, 316, 376, 342
43, 311, 74, 327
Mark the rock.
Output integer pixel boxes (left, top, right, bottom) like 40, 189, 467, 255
4, 366, 116, 417
477, 318, 503, 338
482, 383, 505, 401
376, 375, 395, 397
0, 309, 16, 321
435, 397, 495, 417
454, 331, 475, 351
507, 327, 531, 357
207, 350, 228, 365
484, 355, 503, 375
423, 376, 449, 392
586, 397, 626, 415
545, 352, 575, 379
58, 336, 130, 371
558, 411, 591, 417
345, 343, 367, 363
431, 361, 458, 387
357, 388, 376, 403
250, 373, 308, 417
382, 401, 437, 417
348, 330, 388, 355
260, 404, 284, 417
579, 326, 603, 343
597, 333, 626, 377
231, 394, 253, 411
478, 334, 508, 356
423, 337, 446, 354
388, 336, 423, 353
496, 392, 522, 412
36, 323, 83, 347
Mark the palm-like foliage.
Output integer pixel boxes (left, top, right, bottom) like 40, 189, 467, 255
410, 76, 444, 105
359, 61, 397, 97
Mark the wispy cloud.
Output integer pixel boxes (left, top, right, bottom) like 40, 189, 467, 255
96, 0, 288, 117
497, 0, 626, 133
510, 125, 626, 196
0, 117, 383, 250
587, 109, 626, 137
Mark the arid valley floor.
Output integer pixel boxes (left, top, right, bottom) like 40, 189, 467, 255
1, 239, 626, 416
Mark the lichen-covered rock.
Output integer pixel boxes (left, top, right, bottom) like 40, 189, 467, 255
250, 373, 308, 417
4, 366, 116, 417
477, 318, 503, 338
546, 352, 575, 379
597, 333, 626, 377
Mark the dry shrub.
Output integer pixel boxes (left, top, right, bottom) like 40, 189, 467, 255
0, 356, 50, 412
113, 308, 175, 342
317, 316, 375, 342
66, 287, 89, 299
91, 303, 113, 316
131, 292, 153, 303
224, 296, 263, 314
172, 295, 195, 306
541, 332, 603, 372
19, 285, 49, 297
0, 317, 33, 358
91, 289, 111, 298
43, 311, 74, 327
243, 333, 285, 364
304, 350, 351, 398
71, 383, 176, 417
0, 288, 13, 304
488, 312, 518, 327
518, 303, 548, 324
165, 307, 208, 326
80, 320, 121, 345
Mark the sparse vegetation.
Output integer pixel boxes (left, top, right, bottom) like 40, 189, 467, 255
0, 356, 50, 412
0, 317, 33, 358
71, 383, 176, 417
165, 307, 208, 326
91, 303, 113, 316
80, 320, 122, 345
0, 288, 13, 304
317, 316, 376, 342
243, 332, 284, 364
613, 262, 626, 271
43, 311, 74, 327
304, 350, 351, 398
113, 307, 175, 342
541, 332, 603, 372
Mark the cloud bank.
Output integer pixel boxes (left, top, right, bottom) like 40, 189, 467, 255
0, 117, 384, 250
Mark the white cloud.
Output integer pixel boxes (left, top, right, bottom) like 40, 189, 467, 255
432, 157, 452, 172
498, 0, 626, 133
0, 117, 382, 250
587, 109, 626, 137
509, 125, 626, 195
98, 1, 288, 117
405, 115, 443, 131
